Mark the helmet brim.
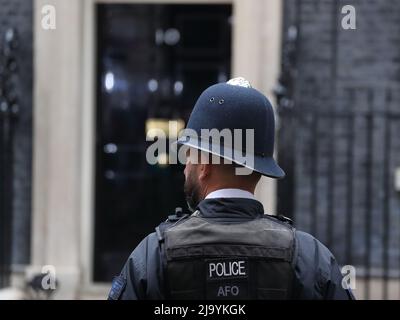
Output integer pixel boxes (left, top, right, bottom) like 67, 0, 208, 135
175, 136, 285, 179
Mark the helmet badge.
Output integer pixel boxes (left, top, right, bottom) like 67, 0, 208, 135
226, 77, 252, 88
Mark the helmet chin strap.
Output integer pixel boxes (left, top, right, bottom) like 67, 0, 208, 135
186, 184, 209, 212
185, 185, 202, 213
186, 200, 196, 213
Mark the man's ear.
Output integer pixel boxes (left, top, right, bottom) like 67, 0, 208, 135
198, 163, 211, 181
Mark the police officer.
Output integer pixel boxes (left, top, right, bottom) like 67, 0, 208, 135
108, 78, 355, 300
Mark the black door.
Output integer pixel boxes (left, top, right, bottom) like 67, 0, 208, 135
94, 4, 232, 282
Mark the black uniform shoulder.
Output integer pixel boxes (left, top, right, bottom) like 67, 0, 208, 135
295, 230, 335, 265
293, 230, 354, 299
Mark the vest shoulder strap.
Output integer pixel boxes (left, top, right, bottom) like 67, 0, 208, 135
163, 214, 295, 262
155, 210, 193, 244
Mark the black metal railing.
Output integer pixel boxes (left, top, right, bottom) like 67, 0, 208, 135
278, 86, 400, 299
0, 28, 19, 289
278, 0, 400, 299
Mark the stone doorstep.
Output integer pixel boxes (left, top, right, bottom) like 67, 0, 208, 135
0, 287, 26, 300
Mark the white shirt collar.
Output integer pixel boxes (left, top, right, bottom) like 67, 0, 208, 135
205, 188, 256, 200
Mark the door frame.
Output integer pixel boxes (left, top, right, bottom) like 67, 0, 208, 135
32, 0, 282, 298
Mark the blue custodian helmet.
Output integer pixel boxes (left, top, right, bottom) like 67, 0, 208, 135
177, 77, 285, 179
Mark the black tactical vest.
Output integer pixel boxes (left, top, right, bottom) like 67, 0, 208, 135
156, 211, 296, 300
